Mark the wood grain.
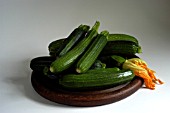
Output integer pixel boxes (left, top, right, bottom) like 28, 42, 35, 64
31, 71, 143, 107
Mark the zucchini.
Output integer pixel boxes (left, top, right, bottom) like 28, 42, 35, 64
48, 34, 141, 57
30, 56, 55, 72
99, 54, 139, 68
50, 21, 100, 73
59, 69, 135, 90
86, 67, 120, 74
76, 30, 109, 73
43, 66, 58, 79
48, 38, 65, 57
108, 34, 139, 45
101, 41, 142, 55
111, 55, 126, 67
58, 24, 90, 57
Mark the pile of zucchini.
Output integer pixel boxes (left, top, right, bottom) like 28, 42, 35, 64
30, 21, 142, 91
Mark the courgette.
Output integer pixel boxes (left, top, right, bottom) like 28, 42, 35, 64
50, 21, 100, 73
58, 25, 90, 57
59, 69, 135, 90
111, 55, 126, 67
108, 34, 139, 45
48, 38, 65, 57
76, 30, 109, 73
30, 56, 55, 72
99, 54, 139, 68
48, 34, 141, 57
86, 67, 120, 74
101, 41, 142, 55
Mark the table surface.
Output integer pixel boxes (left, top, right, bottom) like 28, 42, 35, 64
1, 0, 170, 113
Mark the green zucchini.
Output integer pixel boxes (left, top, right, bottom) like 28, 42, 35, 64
99, 54, 139, 68
30, 56, 55, 72
59, 69, 135, 90
86, 67, 120, 74
48, 38, 65, 57
58, 24, 90, 57
48, 34, 141, 57
101, 41, 142, 55
111, 55, 126, 67
50, 21, 100, 74
76, 30, 109, 73
108, 34, 139, 45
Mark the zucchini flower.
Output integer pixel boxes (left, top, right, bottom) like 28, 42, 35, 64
122, 58, 163, 90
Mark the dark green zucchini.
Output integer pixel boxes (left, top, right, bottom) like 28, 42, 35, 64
101, 41, 142, 55
76, 30, 109, 73
111, 55, 126, 67
59, 69, 135, 90
58, 24, 90, 57
99, 54, 139, 68
86, 67, 120, 74
108, 34, 139, 45
48, 38, 65, 57
50, 21, 100, 74
30, 56, 55, 72
48, 34, 141, 57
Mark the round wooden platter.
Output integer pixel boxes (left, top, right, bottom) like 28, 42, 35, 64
31, 71, 143, 107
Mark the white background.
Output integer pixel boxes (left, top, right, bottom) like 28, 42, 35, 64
0, 0, 170, 113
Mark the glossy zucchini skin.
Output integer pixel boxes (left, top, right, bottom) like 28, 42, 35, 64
59, 69, 135, 90
108, 34, 139, 45
101, 41, 142, 55
76, 30, 109, 73
50, 21, 100, 74
58, 25, 90, 57
30, 56, 55, 72
48, 38, 65, 57
85, 67, 120, 74
48, 34, 141, 57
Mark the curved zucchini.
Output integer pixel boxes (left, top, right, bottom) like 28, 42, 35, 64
59, 69, 135, 90
50, 21, 100, 73
76, 30, 109, 73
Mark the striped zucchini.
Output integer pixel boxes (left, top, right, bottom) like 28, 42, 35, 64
76, 30, 109, 73
86, 67, 120, 74
108, 34, 139, 45
50, 21, 100, 73
59, 69, 135, 90
101, 41, 142, 55
58, 24, 90, 57
48, 34, 141, 57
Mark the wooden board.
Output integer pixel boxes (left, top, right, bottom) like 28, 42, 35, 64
31, 71, 143, 107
